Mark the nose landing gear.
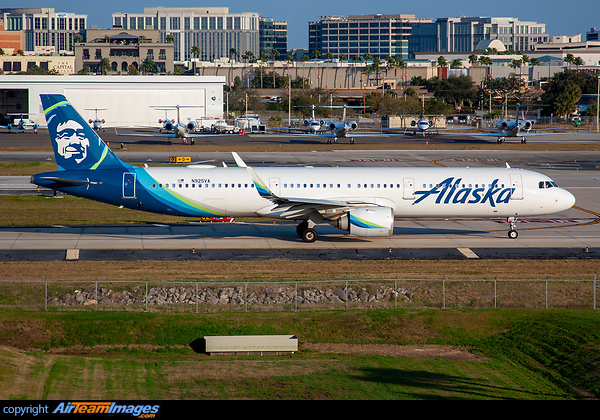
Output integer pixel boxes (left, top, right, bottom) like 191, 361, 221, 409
507, 217, 518, 239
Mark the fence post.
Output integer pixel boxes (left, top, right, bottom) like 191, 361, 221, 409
95, 281, 98, 311
595, 274, 597, 310
196, 282, 199, 313
45, 280, 48, 312
545, 280, 548, 309
295, 281, 298, 312
442, 279, 445, 309
145, 281, 148, 312
395, 279, 397, 309
494, 279, 497, 309
345, 280, 348, 310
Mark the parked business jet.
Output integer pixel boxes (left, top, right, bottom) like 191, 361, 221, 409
32, 94, 576, 242
85, 108, 107, 132
116, 104, 244, 145
469, 104, 566, 144
280, 105, 326, 135
1, 113, 39, 133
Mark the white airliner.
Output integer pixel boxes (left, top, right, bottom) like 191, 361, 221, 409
32, 94, 576, 243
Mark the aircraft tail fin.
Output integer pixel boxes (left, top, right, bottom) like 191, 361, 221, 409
40, 94, 127, 171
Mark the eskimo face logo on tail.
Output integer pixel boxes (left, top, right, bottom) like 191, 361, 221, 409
55, 120, 90, 164
413, 177, 514, 207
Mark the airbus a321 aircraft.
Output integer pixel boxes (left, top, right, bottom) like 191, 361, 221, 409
33, 94, 576, 243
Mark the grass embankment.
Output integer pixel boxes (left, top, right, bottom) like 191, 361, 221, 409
0, 309, 598, 399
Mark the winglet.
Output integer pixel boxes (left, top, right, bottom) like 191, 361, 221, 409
232, 152, 275, 199
231, 152, 247, 168
506, 162, 511, 168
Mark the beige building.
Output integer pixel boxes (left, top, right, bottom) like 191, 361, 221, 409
0, 54, 75, 74
74, 29, 174, 74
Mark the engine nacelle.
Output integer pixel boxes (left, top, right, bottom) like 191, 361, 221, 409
187, 121, 196, 131
303, 119, 310, 126
328, 121, 336, 130
497, 120, 509, 130
411, 120, 417, 127
319, 120, 325, 126
522, 120, 533, 131
349, 121, 358, 131
330, 207, 394, 237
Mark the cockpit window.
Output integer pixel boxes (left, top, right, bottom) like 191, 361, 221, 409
539, 180, 558, 189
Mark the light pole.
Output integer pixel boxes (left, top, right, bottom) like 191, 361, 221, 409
596, 73, 600, 133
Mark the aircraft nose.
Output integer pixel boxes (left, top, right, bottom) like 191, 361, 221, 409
564, 188, 576, 209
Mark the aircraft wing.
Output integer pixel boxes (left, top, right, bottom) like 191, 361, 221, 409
231, 152, 375, 219
115, 128, 240, 138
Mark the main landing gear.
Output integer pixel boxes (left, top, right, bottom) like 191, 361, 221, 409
296, 221, 318, 243
507, 217, 518, 239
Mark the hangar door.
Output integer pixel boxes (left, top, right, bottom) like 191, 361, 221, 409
64, 88, 207, 127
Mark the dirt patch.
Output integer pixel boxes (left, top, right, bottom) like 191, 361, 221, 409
304, 343, 483, 362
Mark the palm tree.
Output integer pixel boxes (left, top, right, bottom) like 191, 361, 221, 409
191, 45, 201, 75
301, 54, 309, 89
140, 56, 157, 75
468, 54, 478, 66
98, 58, 111, 75
437, 56, 448, 68
271, 49, 280, 88
450, 59, 463, 69
529, 57, 540, 85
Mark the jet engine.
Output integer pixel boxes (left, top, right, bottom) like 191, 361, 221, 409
303, 119, 310, 126
411, 120, 417, 126
187, 121, 196, 131
522, 120, 534, 131
330, 207, 394, 237
319, 119, 325, 126
497, 120, 509, 130
328, 121, 336, 130
349, 121, 358, 130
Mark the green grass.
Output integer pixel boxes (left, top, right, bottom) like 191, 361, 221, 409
0, 309, 598, 399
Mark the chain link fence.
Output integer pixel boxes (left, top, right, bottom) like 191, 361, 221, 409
1, 277, 598, 312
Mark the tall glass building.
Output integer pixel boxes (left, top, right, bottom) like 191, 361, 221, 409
112, 7, 259, 62
308, 14, 432, 60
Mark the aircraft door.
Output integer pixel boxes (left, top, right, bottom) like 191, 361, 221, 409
122, 173, 136, 199
509, 174, 523, 200
402, 178, 415, 200
269, 177, 281, 196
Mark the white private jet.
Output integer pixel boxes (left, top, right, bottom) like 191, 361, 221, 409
279, 105, 326, 135
116, 105, 243, 145
1, 113, 39, 133
85, 108, 107, 132
33, 94, 577, 243
468, 104, 570, 144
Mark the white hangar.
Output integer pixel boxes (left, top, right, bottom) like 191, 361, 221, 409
0, 75, 226, 127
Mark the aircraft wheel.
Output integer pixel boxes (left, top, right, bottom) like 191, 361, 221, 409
191, 139, 195, 145
350, 138, 355, 144
167, 139, 172, 145
508, 230, 518, 239
327, 139, 331, 144
523, 138, 527, 144
301, 228, 318, 243
296, 222, 308, 237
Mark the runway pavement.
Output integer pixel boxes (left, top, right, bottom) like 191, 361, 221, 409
1, 129, 599, 261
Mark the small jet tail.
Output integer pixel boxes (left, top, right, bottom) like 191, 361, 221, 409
40, 94, 126, 171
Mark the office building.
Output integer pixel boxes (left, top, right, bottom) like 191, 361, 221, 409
259, 17, 287, 57
309, 14, 432, 60
73, 29, 174, 74
0, 7, 87, 54
434, 17, 548, 53
112, 7, 259, 62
